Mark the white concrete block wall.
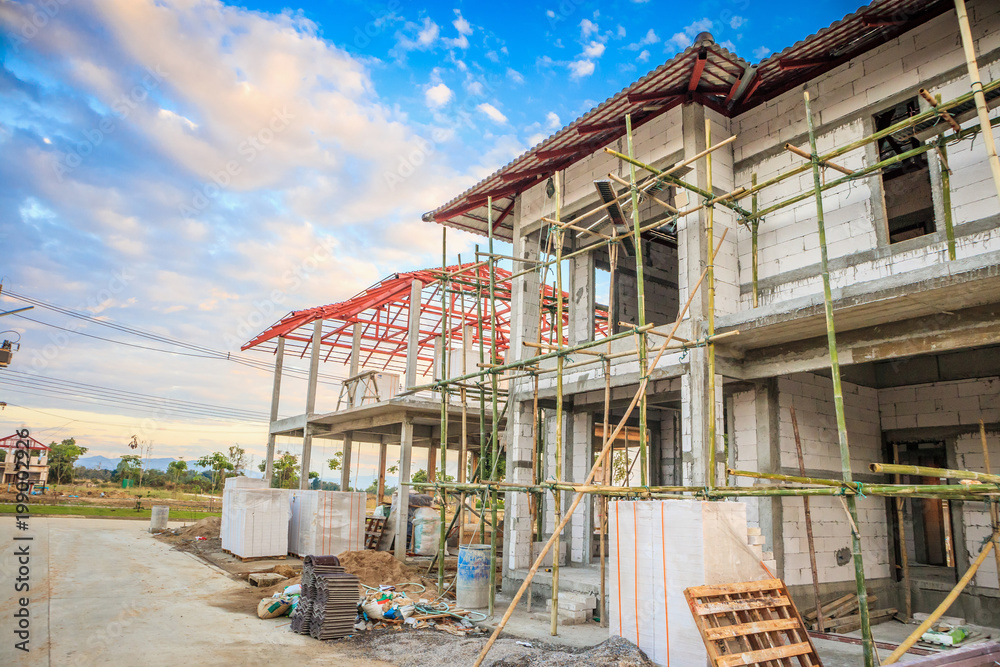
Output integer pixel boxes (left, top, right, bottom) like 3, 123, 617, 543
956, 430, 1000, 588
781, 495, 890, 586
878, 377, 1000, 430
732, 1, 1000, 310
731, 389, 760, 529
777, 373, 882, 477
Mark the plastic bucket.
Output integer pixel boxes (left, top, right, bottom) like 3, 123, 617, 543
456, 544, 491, 609
149, 505, 169, 533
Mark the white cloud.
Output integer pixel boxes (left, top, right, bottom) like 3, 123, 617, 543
582, 41, 605, 58
546, 9, 556, 18
444, 10, 472, 49
616, 25, 626, 38
527, 132, 546, 147
667, 18, 714, 51
720, 40, 736, 52
453, 10, 472, 36
465, 80, 485, 95
425, 83, 453, 109
626, 28, 659, 51
396, 17, 440, 52
580, 18, 598, 39
730, 16, 746, 29
637, 49, 650, 63
507, 68, 525, 84
753, 46, 771, 60
476, 102, 508, 124
568, 59, 595, 79
545, 111, 560, 130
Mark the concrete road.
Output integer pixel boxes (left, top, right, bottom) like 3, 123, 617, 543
0, 517, 390, 666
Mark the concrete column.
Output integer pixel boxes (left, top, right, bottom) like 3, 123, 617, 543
755, 379, 783, 578
405, 280, 422, 391
568, 243, 595, 346
503, 204, 542, 583
395, 417, 415, 560
264, 336, 285, 485
679, 102, 711, 486
377, 440, 387, 501
340, 432, 353, 491
301, 319, 322, 490
569, 411, 594, 564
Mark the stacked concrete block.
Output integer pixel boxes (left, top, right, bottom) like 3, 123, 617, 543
225, 487, 290, 559
609, 499, 768, 666
542, 592, 597, 626
287, 490, 366, 557
221, 476, 268, 551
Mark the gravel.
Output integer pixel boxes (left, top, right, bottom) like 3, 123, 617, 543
334, 629, 654, 667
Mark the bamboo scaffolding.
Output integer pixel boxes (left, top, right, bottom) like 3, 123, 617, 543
471, 227, 730, 667
954, 0, 1000, 204
438, 227, 448, 595
870, 462, 1000, 485
626, 114, 650, 489
804, 89, 874, 667
893, 444, 911, 622
488, 197, 500, 617
705, 118, 717, 489
551, 174, 564, 635
790, 406, 823, 631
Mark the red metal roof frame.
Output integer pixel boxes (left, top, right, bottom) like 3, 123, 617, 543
423, 0, 951, 239
0, 434, 50, 451
242, 263, 610, 378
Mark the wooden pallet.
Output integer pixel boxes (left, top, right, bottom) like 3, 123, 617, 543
684, 578, 823, 667
221, 548, 286, 562
365, 516, 387, 550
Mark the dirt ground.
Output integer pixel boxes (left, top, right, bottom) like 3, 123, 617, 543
0, 485, 221, 511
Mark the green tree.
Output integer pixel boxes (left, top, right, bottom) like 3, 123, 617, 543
611, 450, 632, 485
327, 451, 343, 472
167, 459, 188, 484
227, 445, 247, 476
196, 452, 234, 492
258, 451, 300, 488
114, 455, 143, 484
48, 438, 88, 484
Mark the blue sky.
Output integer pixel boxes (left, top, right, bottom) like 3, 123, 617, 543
0, 0, 861, 485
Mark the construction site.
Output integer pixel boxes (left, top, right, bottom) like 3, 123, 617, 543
169, 0, 995, 663
7, 0, 1000, 665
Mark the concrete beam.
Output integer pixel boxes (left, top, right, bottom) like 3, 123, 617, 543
405, 279, 422, 391
395, 417, 414, 560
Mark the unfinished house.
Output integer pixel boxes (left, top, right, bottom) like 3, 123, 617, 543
420, 0, 1000, 650
1, 432, 49, 491
244, 265, 607, 559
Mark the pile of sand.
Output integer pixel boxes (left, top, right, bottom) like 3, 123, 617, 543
174, 516, 221, 539
337, 550, 436, 594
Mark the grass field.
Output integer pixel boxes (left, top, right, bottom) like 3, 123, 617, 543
0, 504, 221, 520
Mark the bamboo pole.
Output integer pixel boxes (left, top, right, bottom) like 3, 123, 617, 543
979, 420, 1000, 589
954, 0, 1000, 204
871, 462, 1000, 485
785, 143, 853, 175
892, 444, 912, 622
626, 114, 649, 488
884, 530, 998, 664
790, 406, 823, 631
939, 140, 957, 261
471, 227, 729, 667
551, 173, 564, 635
804, 89, 874, 667
438, 227, 450, 595
918, 88, 962, 133
706, 118, 717, 489
750, 172, 759, 308
488, 198, 500, 617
